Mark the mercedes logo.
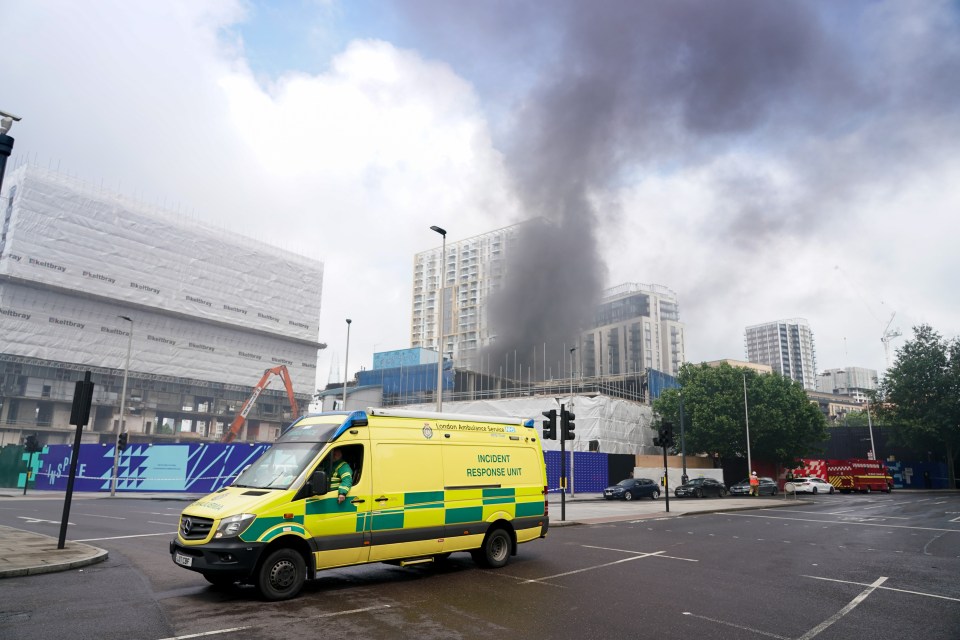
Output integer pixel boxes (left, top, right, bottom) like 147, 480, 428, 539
181, 517, 192, 537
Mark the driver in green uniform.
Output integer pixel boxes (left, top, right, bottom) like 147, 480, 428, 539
328, 448, 353, 504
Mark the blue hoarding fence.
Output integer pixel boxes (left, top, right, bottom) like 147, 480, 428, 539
20, 442, 271, 493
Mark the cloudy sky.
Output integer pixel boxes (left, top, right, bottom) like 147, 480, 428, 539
4, 0, 959, 390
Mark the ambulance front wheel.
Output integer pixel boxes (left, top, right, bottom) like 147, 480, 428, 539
472, 528, 512, 568
256, 547, 306, 601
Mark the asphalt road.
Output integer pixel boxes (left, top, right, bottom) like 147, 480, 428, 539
1, 493, 958, 640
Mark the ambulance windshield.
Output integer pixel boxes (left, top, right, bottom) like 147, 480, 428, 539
232, 443, 322, 490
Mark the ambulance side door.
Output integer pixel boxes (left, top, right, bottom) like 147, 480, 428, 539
368, 441, 445, 562
305, 441, 371, 570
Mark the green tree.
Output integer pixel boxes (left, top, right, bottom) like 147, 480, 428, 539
653, 362, 828, 468
878, 325, 960, 488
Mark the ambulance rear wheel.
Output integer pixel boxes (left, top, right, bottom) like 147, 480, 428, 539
256, 548, 306, 601
472, 528, 511, 568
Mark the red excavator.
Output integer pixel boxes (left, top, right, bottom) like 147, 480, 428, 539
221, 365, 299, 443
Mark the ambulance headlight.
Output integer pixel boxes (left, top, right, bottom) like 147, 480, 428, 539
215, 513, 256, 539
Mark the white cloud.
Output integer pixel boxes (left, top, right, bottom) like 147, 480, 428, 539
3, 0, 518, 391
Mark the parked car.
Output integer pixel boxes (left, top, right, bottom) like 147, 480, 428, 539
604, 478, 660, 501
729, 476, 778, 496
790, 476, 835, 495
674, 477, 726, 498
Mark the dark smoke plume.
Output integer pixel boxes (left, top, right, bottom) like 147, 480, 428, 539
397, 1, 960, 377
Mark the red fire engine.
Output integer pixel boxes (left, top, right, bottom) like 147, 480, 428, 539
791, 458, 893, 494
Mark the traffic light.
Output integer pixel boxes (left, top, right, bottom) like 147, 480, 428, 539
541, 409, 557, 440
661, 422, 674, 447
117, 432, 129, 451
653, 436, 662, 448
561, 408, 576, 440
24, 434, 40, 453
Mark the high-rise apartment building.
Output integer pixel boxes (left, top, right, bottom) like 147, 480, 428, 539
744, 318, 817, 390
410, 223, 522, 371
816, 367, 878, 402
411, 225, 686, 379
577, 283, 685, 378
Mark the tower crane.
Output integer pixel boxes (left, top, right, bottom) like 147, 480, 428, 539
881, 312, 901, 370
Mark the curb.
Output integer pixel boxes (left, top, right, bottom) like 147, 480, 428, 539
0, 547, 109, 578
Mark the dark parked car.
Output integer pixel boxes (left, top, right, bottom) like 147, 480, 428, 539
729, 476, 778, 496
603, 478, 660, 501
674, 477, 726, 498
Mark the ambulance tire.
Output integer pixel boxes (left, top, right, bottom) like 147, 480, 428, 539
472, 527, 511, 568
256, 548, 306, 601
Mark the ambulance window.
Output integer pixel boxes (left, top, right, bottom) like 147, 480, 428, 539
317, 444, 363, 484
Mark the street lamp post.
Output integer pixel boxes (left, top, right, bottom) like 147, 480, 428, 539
342, 319, 352, 410
865, 398, 877, 460
743, 373, 752, 476
110, 315, 133, 497
430, 225, 447, 412
569, 347, 576, 395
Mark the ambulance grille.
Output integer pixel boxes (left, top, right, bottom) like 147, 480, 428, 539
180, 515, 214, 540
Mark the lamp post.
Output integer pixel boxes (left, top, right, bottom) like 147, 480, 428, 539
743, 373, 752, 476
110, 315, 133, 497
430, 225, 447, 412
342, 319, 352, 410
865, 398, 877, 460
569, 347, 576, 395
0, 109, 22, 197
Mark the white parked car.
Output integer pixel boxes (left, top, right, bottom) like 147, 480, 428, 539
791, 477, 835, 495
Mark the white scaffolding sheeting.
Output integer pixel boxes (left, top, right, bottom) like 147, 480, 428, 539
0, 166, 323, 391
401, 395, 658, 455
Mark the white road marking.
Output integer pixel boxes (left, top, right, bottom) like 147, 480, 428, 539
154, 606, 392, 639
681, 612, 789, 639
17, 516, 71, 525
786, 510, 910, 520
75, 531, 175, 542
76, 513, 125, 519
156, 628, 250, 640
723, 512, 960, 533
523, 550, 665, 583
312, 605, 392, 617
581, 544, 698, 562
805, 576, 960, 602
148, 521, 178, 526
796, 577, 887, 640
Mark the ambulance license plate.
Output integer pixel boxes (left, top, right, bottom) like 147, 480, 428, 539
174, 552, 193, 567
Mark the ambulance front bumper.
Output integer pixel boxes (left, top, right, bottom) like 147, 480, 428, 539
170, 538, 265, 576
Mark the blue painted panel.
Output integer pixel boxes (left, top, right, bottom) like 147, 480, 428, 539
546, 450, 609, 494
31, 442, 270, 493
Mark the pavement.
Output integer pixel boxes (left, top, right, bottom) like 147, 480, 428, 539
0, 488, 814, 578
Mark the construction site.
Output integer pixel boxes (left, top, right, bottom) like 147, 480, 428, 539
0, 165, 324, 448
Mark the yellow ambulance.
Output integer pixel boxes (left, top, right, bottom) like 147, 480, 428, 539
170, 408, 549, 600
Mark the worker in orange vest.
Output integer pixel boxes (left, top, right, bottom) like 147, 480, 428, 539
749, 471, 760, 496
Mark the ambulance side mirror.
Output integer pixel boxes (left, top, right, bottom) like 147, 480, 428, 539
311, 470, 329, 496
